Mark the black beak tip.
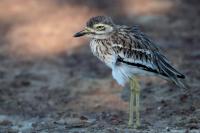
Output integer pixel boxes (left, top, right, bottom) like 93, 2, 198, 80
73, 31, 86, 37
73, 33, 80, 37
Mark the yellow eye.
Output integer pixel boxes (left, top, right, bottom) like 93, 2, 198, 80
96, 26, 105, 31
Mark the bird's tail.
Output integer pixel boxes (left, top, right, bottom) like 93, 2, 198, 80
155, 53, 187, 89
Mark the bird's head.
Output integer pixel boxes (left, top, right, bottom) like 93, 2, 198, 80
74, 16, 115, 39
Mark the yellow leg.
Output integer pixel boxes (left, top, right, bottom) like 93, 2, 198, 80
134, 78, 140, 128
128, 79, 135, 127
128, 78, 140, 128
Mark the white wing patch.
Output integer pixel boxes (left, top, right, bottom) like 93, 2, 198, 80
112, 44, 152, 54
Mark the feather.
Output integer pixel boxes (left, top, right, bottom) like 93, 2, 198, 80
154, 53, 186, 88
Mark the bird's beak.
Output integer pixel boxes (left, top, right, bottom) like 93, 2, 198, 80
73, 28, 90, 37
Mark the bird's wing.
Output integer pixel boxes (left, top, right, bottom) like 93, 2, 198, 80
131, 26, 160, 51
111, 25, 161, 74
113, 25, 160, 52
112, 45, 160, 75
112, 26, 185, 87
112, 45, 185, 87
112, 26, 183, 75
131, 26, 185, 79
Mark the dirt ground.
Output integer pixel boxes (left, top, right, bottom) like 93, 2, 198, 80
0, 0, 200, 133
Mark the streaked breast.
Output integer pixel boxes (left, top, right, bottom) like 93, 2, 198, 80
90, 39, 116, 68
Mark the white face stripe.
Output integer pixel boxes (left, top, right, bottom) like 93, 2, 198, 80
85, 27, 95, 32
85, 24, 114, 39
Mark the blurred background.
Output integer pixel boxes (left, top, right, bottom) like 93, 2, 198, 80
0, 0, 199, 132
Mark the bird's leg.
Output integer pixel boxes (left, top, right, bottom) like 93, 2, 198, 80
128, 78, 135, 127
128, 77, 141, 128
133, 78, 140, 128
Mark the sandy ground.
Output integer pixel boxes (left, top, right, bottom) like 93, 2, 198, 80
0, 0, 200, 133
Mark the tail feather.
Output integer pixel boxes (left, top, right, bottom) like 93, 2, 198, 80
159, 54, 185, 78
155, 53, 186, 88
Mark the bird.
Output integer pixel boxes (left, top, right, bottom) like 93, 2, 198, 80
73, 16, 186, 128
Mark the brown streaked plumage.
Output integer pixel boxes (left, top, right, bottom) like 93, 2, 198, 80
74, 16, 186, 128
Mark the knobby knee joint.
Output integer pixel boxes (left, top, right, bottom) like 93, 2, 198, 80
129, 78, 140, 93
